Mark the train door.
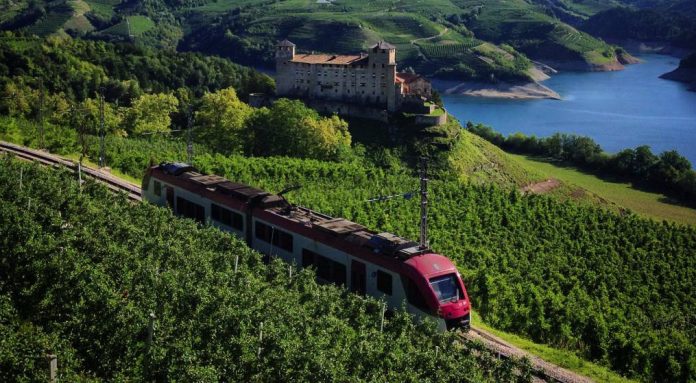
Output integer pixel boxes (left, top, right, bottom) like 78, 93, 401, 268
165, 186, 174, 207
350, 260, 366, 295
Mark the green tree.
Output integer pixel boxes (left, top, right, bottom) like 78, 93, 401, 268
195, 87, 253, 153
247, 99, 351, 160
123, 93, 178, 135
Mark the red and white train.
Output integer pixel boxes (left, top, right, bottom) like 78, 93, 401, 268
142, 162, 471, 330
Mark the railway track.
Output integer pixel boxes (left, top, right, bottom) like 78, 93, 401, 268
462, 327, 593, 383
0, 141, 141, 201
1, 141, 594, 383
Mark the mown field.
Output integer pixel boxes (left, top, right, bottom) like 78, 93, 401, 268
510, 154, 696, 226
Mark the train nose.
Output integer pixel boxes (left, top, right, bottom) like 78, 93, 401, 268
446, 312, 471, 331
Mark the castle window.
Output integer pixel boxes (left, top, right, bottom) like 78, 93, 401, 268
373, 64, 376, 68
382, 64, 385, 68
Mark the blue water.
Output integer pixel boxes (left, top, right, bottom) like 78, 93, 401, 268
442, 54, 696, 164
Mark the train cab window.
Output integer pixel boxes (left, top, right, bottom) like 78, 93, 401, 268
302, 249, 346, 286
176, 197, 205, 223
377, 270, 392, 295
403, 276, 429, 311
211, 203, 244, 231
255, 222, 293, 252
154, 181, 162, 196
429, 274, 463, 303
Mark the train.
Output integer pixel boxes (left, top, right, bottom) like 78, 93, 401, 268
142, 162, 471, 331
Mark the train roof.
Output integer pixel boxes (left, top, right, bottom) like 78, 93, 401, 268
149, 163, 456, 270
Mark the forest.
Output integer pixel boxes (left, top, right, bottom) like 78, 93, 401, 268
0, 158, 534, 381
466, 122, 696, 207
582, 7, 696, 49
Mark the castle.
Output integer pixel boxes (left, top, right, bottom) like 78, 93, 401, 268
274, 40, 442, 123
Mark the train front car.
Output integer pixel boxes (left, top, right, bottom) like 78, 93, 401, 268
404, 253, 471, 331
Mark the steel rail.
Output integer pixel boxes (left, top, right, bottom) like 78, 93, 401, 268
0, 141, 141, 201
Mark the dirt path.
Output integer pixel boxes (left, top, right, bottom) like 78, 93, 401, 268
410, 27, 448, 44
410, 27, 448, 60
521, 178, 561, 194
465, 327, 595, 383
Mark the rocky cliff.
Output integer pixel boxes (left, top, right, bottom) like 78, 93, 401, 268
660, 52, 696, 91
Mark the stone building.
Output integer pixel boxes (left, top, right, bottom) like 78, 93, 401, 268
275, 39, 434, 119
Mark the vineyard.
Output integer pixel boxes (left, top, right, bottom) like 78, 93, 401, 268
2, 107, 696, 381
0, 158, 534, 381
188, 154, 696, 383
417, 40, 481, 59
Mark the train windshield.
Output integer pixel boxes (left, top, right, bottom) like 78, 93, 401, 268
429, 274, 463, 303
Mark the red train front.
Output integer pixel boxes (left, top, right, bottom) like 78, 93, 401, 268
403, 253, 471, 330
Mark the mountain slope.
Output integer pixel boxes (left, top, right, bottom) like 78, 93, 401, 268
1, 0, 631, 81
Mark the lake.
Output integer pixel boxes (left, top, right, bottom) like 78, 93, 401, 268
442, 54, 696, 164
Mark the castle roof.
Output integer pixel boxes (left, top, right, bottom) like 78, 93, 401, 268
277, 39, 296, 47
291, 53, 367, 65
396, 72, 424, 84
370, 41, 396, 50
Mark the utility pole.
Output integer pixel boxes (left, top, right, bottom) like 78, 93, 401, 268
419, 157, 428, 249
364, 156, 430, 250
98, 90, 106, 168
186, 105, 193, 164
38, 80, 45, 149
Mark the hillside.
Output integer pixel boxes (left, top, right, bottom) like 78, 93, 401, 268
582, 7, 696, 51
661, 52, 696, 90
0, 0, 631, 82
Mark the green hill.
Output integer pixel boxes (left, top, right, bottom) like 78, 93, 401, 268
2, 0, 632, 81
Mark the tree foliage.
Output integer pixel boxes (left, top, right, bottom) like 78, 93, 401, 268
467, 122, 696, 206
195, 87, 253, 153
247, 99, 352, 161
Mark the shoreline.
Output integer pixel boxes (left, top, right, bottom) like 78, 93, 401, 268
433, 80, 562, 100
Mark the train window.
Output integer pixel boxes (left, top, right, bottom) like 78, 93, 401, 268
316, 255, 331, 280
429, 274, 463, 303
403, 276, 429, 311
302, 249, 315, 268
176, 197, 205, 223
377, 270, 392, 295
302, 249, 346, 286
255, 222, 293, 252
211, 203, 244, 231
154, 181, 161, 196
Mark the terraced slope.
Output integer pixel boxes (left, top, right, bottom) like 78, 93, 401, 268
3, 0, 630, 81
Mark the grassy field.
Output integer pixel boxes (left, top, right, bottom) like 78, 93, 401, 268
509, 154, 696, 225
102, 15, 155, 37
470, 311, 637, 383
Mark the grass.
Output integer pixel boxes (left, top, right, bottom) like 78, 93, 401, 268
83, 0, 119, 18
62, 153, 142, 185
470, 311, 637, 383
509, 154, 696, 226
102, 15, 154, 37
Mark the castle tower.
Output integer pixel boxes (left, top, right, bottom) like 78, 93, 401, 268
276, 39, 296, 61
275, 39, 296, 96
368, 41, 397, 111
